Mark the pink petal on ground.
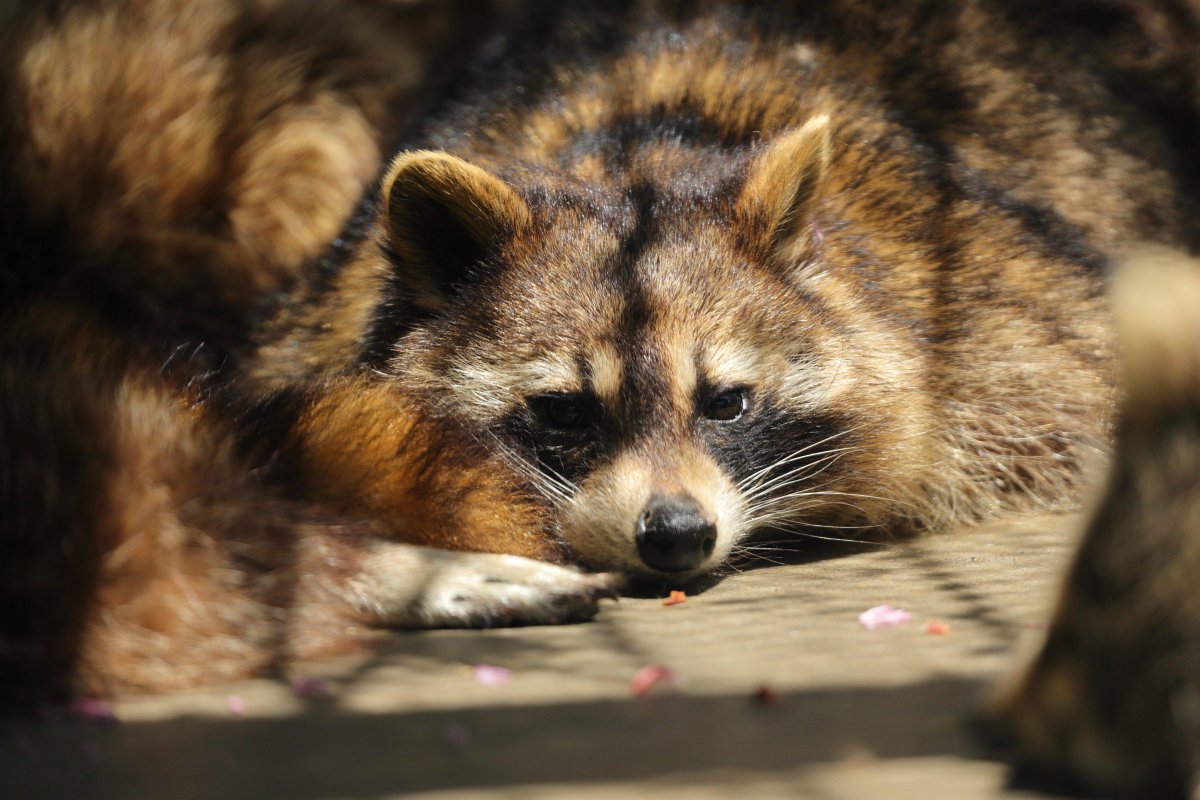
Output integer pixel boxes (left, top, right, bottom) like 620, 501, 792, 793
291, 676, 334, 699
472, 664, 512, 687
67, 696, 118, 723
858, 605, 913, 629
226, 695, 246, 716
631, 664, 677, 697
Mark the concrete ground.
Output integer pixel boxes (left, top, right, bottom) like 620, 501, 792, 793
2, 515, 1083, 800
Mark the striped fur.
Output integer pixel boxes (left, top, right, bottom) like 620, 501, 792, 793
3, 0, 1200, 738
252, 0, 1196, 577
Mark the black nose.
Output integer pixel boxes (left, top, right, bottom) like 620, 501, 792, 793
635, 495, 717, 573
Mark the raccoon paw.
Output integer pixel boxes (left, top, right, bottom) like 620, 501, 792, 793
413, 552, 620, 628
355, 544, 620, 629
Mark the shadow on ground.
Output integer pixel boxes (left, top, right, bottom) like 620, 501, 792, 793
4, 677, 997, 800
1, 515, 1082, 800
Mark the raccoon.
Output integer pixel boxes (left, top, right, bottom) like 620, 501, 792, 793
0, 0, 610, 702
247, 0, 1197, 581
992, 250, 1200, 799
4, 0, 1199, 704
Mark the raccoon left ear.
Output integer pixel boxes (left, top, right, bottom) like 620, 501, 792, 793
382, 151, 530, 303
738, 115, 832, 266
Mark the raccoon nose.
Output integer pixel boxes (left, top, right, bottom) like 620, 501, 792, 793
635, 495, 717, 573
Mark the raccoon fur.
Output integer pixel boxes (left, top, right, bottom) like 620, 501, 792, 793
0, 0, 611, 703
993, 249, 1200, 799
4, 0, 1200, 715
247, 0, 1198, 580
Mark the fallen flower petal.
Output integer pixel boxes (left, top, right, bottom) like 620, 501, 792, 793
66, 696, 118, 724
226, 695, 246, 716
858, 605, 913, 629
631, 664, 676, 697
291, 676, 334, 699
472, 664, 512, 687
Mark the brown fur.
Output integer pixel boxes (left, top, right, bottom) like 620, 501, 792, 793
290, 377, 560, 560
249, 0, 1199, 576
4, 0, 1200, 724
0, 0, 614, 703
993, 250, 1200, 798
0, 292, 593, 699
1, 300, 362, 694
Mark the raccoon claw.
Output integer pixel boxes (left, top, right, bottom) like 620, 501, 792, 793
357, 546, 619, 629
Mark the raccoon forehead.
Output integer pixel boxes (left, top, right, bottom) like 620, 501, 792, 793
663, 331, 857, 412
445, 343, 625, 414
699, 339, 778, 385
660, 333, 789, 386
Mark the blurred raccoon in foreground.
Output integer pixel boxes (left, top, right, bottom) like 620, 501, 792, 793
995, 250, 1200, 799
3, 0, 1200, 710
0, 0, 611, 704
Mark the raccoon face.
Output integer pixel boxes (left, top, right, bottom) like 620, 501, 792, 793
376, 117, 932, 578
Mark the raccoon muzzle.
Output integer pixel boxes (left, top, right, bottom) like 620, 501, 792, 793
634, 493, 718, 573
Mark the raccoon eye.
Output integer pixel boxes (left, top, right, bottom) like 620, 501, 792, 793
530, 394, 591, 431
704, 388, 748, 422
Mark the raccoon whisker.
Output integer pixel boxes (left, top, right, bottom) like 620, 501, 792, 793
539, 462, 581, 502
729, 542, 798, 561
530, 466, 577, 505
734, 427, 863, 490
738, 446, 855, 491
786, 532, 870, 545
482, 432, 578, 506
743, 494, 898, 530
742, 479, 847, 521
775, 517, 887, 532
793, 489, 916, 508
711, 559, 749, 578
727, 549, 789, 568
734, 448, 859, 503
746, 523, 882, 546
733, 427, 862, 488
744, 491, 909, 528
789, 530, 877, 544
500, 452, 572, 503
159, 341, 192, 375
731, 542, 801, 553
735, 446, 835, 492
748, 470, 908, 509
738, 450, 853, 502
736, 446, 855, 495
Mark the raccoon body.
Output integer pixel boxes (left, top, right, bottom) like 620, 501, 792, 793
0, 0, 610, 701
4, 0, 1199, 702
250, 0, 1197, 578
995, 250, 1200, 799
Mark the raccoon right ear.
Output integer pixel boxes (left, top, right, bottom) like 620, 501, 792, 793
382, 151, 530, 302
738, 115, 832, 267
